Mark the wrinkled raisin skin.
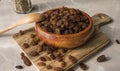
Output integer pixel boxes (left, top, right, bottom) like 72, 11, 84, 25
15, 65, 24, 69
97, 55, 107, 62
79, 63, 89, 70
68, 55, 77, 64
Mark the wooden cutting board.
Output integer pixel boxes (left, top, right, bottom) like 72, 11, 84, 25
13, 13, 112, 71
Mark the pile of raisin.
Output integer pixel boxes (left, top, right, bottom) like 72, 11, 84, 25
38, 7, 89, 35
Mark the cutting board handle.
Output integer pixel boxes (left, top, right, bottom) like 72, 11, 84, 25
92, 13, 112, 29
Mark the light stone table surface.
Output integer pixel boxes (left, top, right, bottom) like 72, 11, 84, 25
0, 0, 120, 71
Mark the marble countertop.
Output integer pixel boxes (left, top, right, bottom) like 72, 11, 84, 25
0, 0, 120, 71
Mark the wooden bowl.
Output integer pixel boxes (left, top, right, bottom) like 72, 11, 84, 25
35, 11, 94, 48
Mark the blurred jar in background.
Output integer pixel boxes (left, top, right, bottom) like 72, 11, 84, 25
11, 0, 32, 14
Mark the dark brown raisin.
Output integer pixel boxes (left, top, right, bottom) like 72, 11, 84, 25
79, 63, 89, 70
54, 52, 62, 57
62, 49, 68, 53
80, 15, 87, 21
54, 67, 63, 71
30, 33, 36, 38
40, 57, 46, 61
21, 52, 25, 56
46, 65, 53, 69
37, 62, 46, 66
42, 44, 47, 51
81, 24, 86, 29
116, 40, 120, 44
22, 43, 29, 49
19, 30, 25, 35
21, 53, 32, 66
15, 65, 24, 69
47, 47, 54, 54
31, 38, 40, 46
97, 55, 107, 62
30, 51, 39, 56
50, 53, 56, 60
68, 55, 77, 64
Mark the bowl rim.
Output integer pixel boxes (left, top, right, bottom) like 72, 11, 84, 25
35, 10, 93, 37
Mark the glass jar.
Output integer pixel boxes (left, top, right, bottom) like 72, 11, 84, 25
11, 0, 32, 14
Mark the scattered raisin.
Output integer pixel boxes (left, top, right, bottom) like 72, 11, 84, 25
41, 43, 47, 51
116, 40, 120, 44
47, 46, 54, 54
19, 30, 25, 35
97, 55, 107, 62
30, 38, 40, 46
54, 52, 62, 57
21, 52, 24, 56
30, 51, 39, 56
22, 43, 29, 49
62, 49, 68, 53
15, 65, 24, 69
37, 62, 46, 66
40, 57, 46, 61
79, 63, 89, 70
68, 55, 77, 64
30, 33, 36, 38
50, 53, 56, 60
21, 53, 32, 66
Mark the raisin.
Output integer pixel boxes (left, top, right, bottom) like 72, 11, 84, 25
15, 65, 24, 69
50, 53, 56, 60
31, 38, 40, 46
19, 30, 25, 35
30, 51, 39, 56
21, 53, 32, 66
54, 52, 62, 57
41, 44, 47, 51
62, 49, 68, 53
79, 63, 89, 70
21, 52, 24, 56
97, 55, 107, 62
47, 47, 54, 54
40, 57, 46, 61
22, 43, 29, 49
30, 33, 36, 38
68, 55, 77, 64
37, 62, 46, 66
116, 40, 120, 44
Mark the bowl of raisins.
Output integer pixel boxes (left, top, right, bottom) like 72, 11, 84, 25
35, 7, 94, 48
